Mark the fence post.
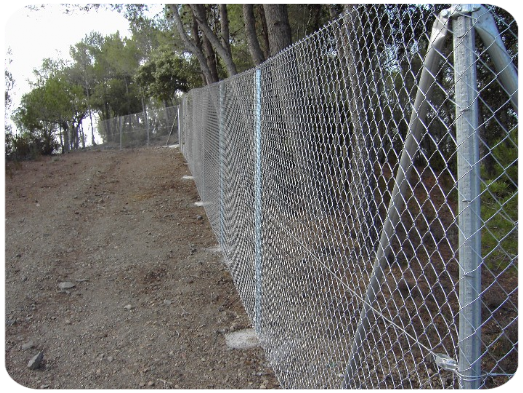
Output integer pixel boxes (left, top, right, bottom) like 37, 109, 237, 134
119, 116, 123, 150
177, 105, 181, 149
219, 83, 225, 250
254, 68, 263, 337
142, 97, 149, 147
146, 110, 149, 147
453, 8, 482, 389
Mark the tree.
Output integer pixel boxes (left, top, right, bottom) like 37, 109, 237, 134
134, 48, 190, 105
476, 5, 518, 176
0, 34, 13, 160
164, 4, 341, 85
14, 76, 84, 155
168, 4, 216, 85
263, 5, 292, 56
69, 35, 99, 146
85, 31, 144, 144
166, 4, 318, 84
243, 5, 265, 66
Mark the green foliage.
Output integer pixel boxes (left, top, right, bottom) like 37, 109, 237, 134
0, 34, 13, 161
12, 69, 87, 156
5, 131, 57, 160
480, 128, 518, 272
134, 48, 191, 104
487, 130, 518, 190
481, 190, 518, 272
86, 32, 144, 121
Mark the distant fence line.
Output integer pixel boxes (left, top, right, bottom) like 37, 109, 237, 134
179, 4, 518, 389
97, 105, 179, 149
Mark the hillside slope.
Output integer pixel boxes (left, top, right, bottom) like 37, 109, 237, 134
4, 146, 278, 389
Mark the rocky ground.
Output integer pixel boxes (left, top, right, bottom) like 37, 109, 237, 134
4, 146, 280, 389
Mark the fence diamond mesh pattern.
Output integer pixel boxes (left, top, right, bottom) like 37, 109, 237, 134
179, 4, 517, 389
98, 105, 179, 148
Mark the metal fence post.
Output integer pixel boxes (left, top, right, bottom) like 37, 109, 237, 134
453, 9, 482, 389
142, 97, 149, 147
146, 110, 150, 147
201, 95, 206, 202
177, 105, 181, 149
254, 68, 263, 337
219, 83, 225, 250
119, 116, 122, 150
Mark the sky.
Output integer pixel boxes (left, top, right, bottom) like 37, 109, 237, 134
3, 3, 160, 111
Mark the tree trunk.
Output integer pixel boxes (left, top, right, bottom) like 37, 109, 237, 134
191, 5, 219, 82
124, 77, 131, 115
340, 4, 378, 245
219, 5, 232, 58
243, 4, 265, 66
307, 4, 324, 34
163, 99, 171, 136
80, 122, 85, 149
89, 109, 96, 146
72, 123, 79, 150
191, 4, 237, 77
202, 32, 219, 83
257, 6, 270, 59
70, 122, 75, 150
62, 120, 70, 152
86, 87, 96, 146
105, 106, 113, 142
263, 4, 292, 57
329, 4, 343, 19
59, 124, 64, 153
190, 12, 206, 84
169, 4, 215, 85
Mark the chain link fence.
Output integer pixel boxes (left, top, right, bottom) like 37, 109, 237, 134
98, 105, 179, 149
179, 4, 517, 389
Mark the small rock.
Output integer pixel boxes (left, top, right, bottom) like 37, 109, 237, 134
21, 341, 34, 350
27, 351, 44, 370
147, 381, 155, 387
224, 329, 260, 349
163, 299, 172, 306
58, 282, 76, 290
124, 304, 133, 311
196, 215, 203, 220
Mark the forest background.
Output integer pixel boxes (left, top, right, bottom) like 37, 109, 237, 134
5, 3, 358, 158
3, 2, 519, 272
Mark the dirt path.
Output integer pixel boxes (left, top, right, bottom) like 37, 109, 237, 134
4, 147, 279, 389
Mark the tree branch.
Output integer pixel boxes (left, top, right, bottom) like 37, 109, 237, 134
168, 4, 214, 85
190, 4, 237, 76
243, 4, 265, 66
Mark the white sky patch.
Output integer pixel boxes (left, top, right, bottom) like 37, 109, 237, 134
4, 4, 132, 109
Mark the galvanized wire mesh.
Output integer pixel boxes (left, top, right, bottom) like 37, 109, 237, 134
179, 4, 517, 389
98, 105, 179, 148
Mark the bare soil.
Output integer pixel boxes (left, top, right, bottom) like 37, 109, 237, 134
4, 146, 279, 389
